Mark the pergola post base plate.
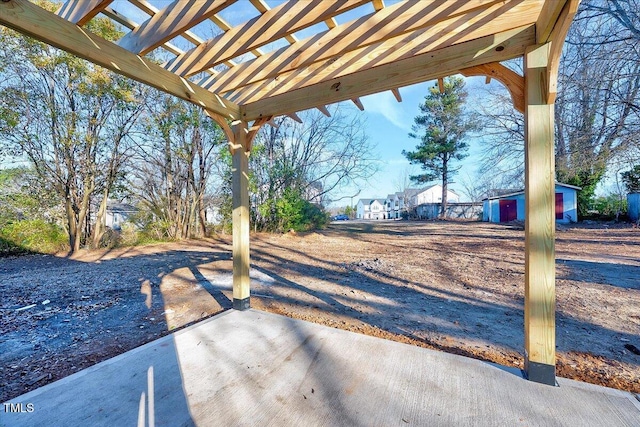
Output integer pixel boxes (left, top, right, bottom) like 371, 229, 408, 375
233, 297, 251, 311
525, 359, 556, 386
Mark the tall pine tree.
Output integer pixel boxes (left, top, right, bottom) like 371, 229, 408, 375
403, 76, 478, 217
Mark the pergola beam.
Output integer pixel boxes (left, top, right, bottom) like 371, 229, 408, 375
166, 0, 370, 77
229, 15, 535, 107
0, 0, 239, 120
241, 25, 534, 120
208, 0, 530, 94
536, 0, 568, 43
118, 0, 234, 55
56, 0, 113, 26
460, 62, 525, 113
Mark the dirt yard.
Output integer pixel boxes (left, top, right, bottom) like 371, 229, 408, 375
1, 220, 639, 402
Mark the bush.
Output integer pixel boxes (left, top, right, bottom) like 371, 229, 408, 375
275, 188, 329, 232
0, 220, 68, 255
587, 195, 628, 220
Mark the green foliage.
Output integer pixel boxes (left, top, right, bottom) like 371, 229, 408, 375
404, 76, 477, 185
0, 167, 61, 227
273, 188, 328, 232
344, 205, 356, 218
589, 194, 627, 220
0, 220, 68, 255
557, 168, 605, 218
0, 10, 142, 252
621, 166, 640, 193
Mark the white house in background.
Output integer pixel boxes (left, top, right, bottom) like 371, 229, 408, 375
483, 182, 581, 224
356, 198, 386, 219
412, 184, 460, 205
357, 185, 461, 220
105, 202, 137, 230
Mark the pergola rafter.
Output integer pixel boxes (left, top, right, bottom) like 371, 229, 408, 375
240, 25, 533, 119
117, 0, 234, 55
56, 0, 113, 25
207, 0, 532, 95
165, 0, 371, 77
0, 0, 580, 386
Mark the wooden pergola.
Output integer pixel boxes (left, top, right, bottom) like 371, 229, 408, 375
0, 0, 579, 386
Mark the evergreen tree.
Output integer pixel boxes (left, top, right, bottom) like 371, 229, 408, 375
403, 76, 478, 217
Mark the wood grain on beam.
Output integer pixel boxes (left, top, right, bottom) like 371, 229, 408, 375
208, 0, 539, 95
229, 8, 536, 106
460, 62, 525, 113
0, 0, 238, 119
536, 0, 568, 43
524, 42, 556, 382
56, 0, 113, 26
118, 0, 234, 55
241, 26, 534, 120
166, 0, 370, 77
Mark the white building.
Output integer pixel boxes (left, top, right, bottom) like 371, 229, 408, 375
356, 199, 386, 219
411, 184, 460, 205
356, 185, 460, 220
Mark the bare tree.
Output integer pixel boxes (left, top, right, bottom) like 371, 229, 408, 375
246, 105, 378, 231
131, 93, 225, 239
475, 1, 640, 214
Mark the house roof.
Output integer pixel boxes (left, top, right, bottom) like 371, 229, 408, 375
482, 182, 582, 201
358, 198, 385, 205
106, 202, 137, 213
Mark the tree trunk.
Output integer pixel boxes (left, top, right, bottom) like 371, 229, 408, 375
441, 163, 448, 218
92, 188, 109, 248
65, 197, 80, 253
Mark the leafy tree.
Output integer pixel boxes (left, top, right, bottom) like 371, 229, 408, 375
403, 76, 478, 216
0, 3, 143, 252
344, 205, 356, 218
621, 165, 640, 193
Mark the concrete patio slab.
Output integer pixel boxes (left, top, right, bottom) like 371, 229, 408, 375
2, 309, 639, 426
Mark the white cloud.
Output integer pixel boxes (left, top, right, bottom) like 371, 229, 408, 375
361, 92, 409, 131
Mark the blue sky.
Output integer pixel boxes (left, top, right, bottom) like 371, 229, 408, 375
331, 77, 493, 205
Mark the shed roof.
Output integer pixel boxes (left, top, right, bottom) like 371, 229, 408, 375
482, 182, 582, 201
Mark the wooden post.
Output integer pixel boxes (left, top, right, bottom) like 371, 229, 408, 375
523, 43, 556, 385
231, 121, 251, 310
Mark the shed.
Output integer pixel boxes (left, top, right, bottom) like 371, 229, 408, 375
629, 193, 640, 222
483, 183, 580, 224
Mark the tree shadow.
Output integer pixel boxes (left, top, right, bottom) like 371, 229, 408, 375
0, 246, 232, 403
557, 258, 640, 289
